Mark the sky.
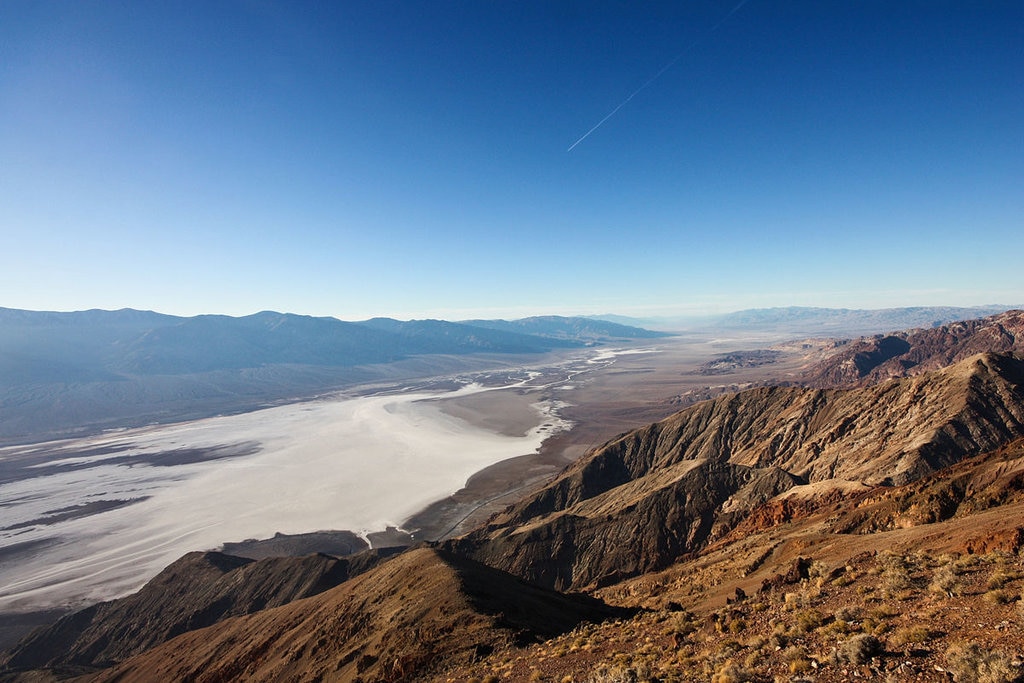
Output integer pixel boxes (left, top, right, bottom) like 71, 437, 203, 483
1, 1, 1022, 321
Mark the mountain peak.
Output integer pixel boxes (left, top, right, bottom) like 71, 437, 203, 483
83, 547, 626, 682
449, 352, 1024, 591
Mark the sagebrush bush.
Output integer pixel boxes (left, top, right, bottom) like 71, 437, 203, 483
931, 563, 962, 596
793, 609, 826, 635
983, 589, 1014, 605
710, 660, 757, 683
588, 662, 656, 683
889, 625, 936, 648
835, 605, 863, 622
944, 641, 1021, 683
837, 634, 882, 665
986, 570, 1018, 590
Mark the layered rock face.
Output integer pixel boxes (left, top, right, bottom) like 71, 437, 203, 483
451, 353, 1024, 590
6, 314, 1024, 682
802, 309, 1024, 387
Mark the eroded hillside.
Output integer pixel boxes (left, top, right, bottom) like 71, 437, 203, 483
448, 353, 1024, 591
802, 309, 1024, 388
5, 317, 1024, 683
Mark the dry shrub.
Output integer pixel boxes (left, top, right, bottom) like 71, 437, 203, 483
821, 619, 858, 637
710, 660, 756, 683
835, 605, 862, 622
932, 563, 963, 596
987, 569, 1019, 590
836, 634, 882, 665
868, 604, 900, 620
881, 559, 914, 593
727, 617, 747, 634
793, 609, 826, 635
783, 645, 813, 673
889, 625, 937, 648
944, 641, 1022, 683
983, 589, 1014, 605
588, 662, 656, 683
666, 612, 699, 638
832, 572, 855, 587
789, 657, 813, 674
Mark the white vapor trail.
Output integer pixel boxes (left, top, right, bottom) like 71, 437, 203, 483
566, 0, 751, 152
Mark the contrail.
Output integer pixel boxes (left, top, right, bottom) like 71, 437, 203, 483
567, 0, 751, 152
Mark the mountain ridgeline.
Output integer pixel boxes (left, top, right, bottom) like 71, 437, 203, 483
0, 308, 667, 444
5, 310, 1024, 682
595, 304, 1015, 336
801, 309, 1024, 387
448, 351, 1024, 591
0, 308, 665, 378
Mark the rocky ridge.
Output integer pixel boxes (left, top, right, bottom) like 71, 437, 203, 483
0, 548, 400, 675
802, 309, 1024, 387
87, 548, 626, 683
448, 352, 1024, 591
5, 314, 1024, 682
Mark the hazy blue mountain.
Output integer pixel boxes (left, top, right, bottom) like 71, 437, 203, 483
118, 313, 397, 374
711, 305, 1016, 335
0, 307, 184, 384
356, 318, 583, 354
588, 305, 1017, 336
0, 308, 640, 443
460, 316, 670, 341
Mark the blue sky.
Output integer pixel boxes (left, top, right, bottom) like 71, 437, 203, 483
2, 1, 1021, 320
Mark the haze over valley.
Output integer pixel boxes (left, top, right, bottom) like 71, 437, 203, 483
2, 1, 1023, 680
3, 306, 1024, 681
0, 306, 1016, 618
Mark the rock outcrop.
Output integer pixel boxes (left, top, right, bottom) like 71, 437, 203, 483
1, 549, 396, 675
87, 548, 626, 683
450, 353, 1024, 591
802, 309, 1024, 387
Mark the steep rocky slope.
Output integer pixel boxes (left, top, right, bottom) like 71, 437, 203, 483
86, 548, 625, 683
427, 439, 1024, 682
6, 316, 1024, 682
449, 353, 1024, 591
0, 549, 396, 676
802, 309, 1024, 387
71, 442, 1024, 683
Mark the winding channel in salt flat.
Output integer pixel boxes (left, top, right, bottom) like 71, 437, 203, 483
0, 347, 658, 613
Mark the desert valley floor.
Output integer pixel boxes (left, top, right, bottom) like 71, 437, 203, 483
0, 331, 810, 627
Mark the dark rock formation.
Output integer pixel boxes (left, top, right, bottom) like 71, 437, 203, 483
803, 309, 1024, 387
1, 549, 396, 674
449, 353, 1024, 591
86, 548, 628, 683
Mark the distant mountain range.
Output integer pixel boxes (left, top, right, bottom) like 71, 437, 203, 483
0, 308, 666, 377
0, 308, 666, 444
594, 305, 1017, 335
461, 315, 667, 341
8, 311, 1024, 682
2, 305, 1018, 445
